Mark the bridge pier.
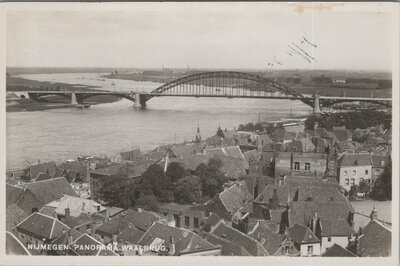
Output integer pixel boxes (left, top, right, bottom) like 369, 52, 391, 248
71, 92, 78, 105
313, 94, 322, 116
134, 93, 147, 108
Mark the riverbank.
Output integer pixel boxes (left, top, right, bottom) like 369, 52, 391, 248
102, 73, 174, 83
6, 76, 121, 112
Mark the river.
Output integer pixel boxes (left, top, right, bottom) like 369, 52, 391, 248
7, 72, 312, 169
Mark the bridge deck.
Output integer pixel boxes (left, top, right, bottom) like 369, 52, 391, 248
25, 90, 392, 102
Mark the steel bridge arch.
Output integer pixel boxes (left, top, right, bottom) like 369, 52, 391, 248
145, 71, 314, 107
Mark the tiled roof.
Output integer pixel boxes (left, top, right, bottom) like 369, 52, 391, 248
333, 129, 351, 141
358, 220, 391, 257
248, 222, 286, 255
338, 153, 372, 167
211, 221, 269, 256
202, 232, 251, 256
120, 149, 142, 161
70, 234, 118, 256
20, 177, 78, 206
6, 231, 31, 256
214, 155, 247, 180
205, 146, 244, 160
45, 195, 105, 217
170, 143, 205, 158
371, 155, 389, 168
218, 182, 253, 215
95, 218, 132, 238
6, 204, 29, 231
6, 184, 24, 205
255, 178, 345, 206
35, 173, 52, 182
17, 212, 69, 240
138, 222, 216, 255
117, 225, 146, 245
289, 223, 319, 243
90, 164, 123, 177
58, 162, 88, 177
23, 161, 57, 180
122, 210, 163, 232
180, 153, 209, 171
322, 243, 357, 257
289, 201, 355, 237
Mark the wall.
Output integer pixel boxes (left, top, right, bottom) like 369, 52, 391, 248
339, 165, 372, 191
321, 236, 351, 254
300, 242, 321, 256
274, 152, 327, 178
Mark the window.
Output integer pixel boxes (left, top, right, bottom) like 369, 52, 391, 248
305, 163, 311, 172
294, 162, 300, 171
360, 178, 364, 183
344, 171, 347, 176
365, 170, 369, 175
381, 161, 385, 166
184, 216, 190, 227
307, 245, 313, 255
351, 178, 355, 185
345, 178, 349, 185
375, 169, 380, 176
86, 224, 91, 230
194, 217, 199, 228
328, 237, 331, 242
353, 170, 356, 176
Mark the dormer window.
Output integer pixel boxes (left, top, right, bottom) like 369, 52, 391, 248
381, 160, 385, 166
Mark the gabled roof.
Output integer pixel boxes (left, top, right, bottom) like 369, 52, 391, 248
138, 222, 216, 255
120, 149, 142, 161
322, 243, 357, 257
202, 232, 251, 256
371, 155, 389, 168
218, 182, 253, 215
248, 222, 286, 255
338, 153, 372, 167
58, 162, 88, 177
117, 225, 146, 245
23, 161, 57, 180
214, 155, 248, 180
95, 218, 132, 238
6, 204, 29, 231
35, 173, 52, 182
122, 210, 164, 232
358, 220, 391, 257
180, 153, 209, 171
17, 212, 70, 240
20, 177, 78, 206
289, 201, 355, 237
170, 143, 205, 158
44, 195, 105, 217
205, 146, 245, 160
6, 183, 24, 205
211, 221, 269, 256
289, 223, 319, 244
70, 234, 118, 256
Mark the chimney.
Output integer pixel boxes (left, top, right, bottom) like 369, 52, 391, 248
112, 233, 118, 245
65, 207, 70, 219
370, 205, 378, 221
169, 237, 175, 256
67, 229, 73, 246
138, 208, 143, 212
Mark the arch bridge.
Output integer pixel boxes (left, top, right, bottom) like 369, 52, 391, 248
24, 71, 391, 114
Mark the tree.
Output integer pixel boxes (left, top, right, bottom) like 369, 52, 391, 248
166, 162, 187, 183
135, 194, 159, 212
358, 180, 372, 195
138, 164, 174, 202
195, 158, 226, 198
174, 175, 202, 204
349, 185, 359, 201
371, 158, 392, 200
98, 176, 133, 208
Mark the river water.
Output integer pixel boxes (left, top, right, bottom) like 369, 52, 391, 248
7, 72, 312, 169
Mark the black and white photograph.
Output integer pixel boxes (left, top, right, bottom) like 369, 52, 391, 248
1, 2, 398, 265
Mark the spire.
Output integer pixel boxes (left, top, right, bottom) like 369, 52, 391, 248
195, 122, 201, 143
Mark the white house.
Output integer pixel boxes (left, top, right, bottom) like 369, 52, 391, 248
337, 153, 372, 191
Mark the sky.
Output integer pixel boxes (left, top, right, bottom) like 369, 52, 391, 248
6, 3, 395, 71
